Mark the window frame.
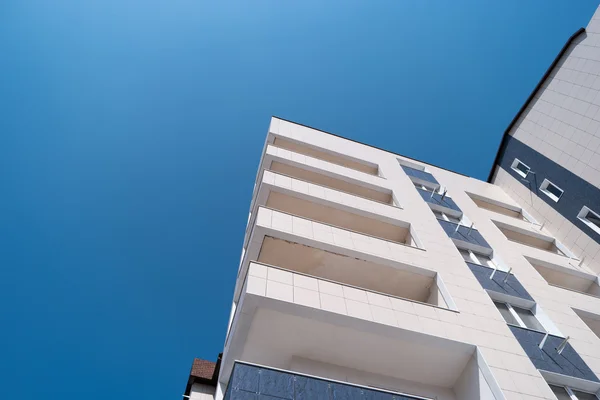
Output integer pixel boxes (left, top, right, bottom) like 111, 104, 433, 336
433, 210, 460, 224
549, 384, 600, 400
459, 248, 503, 271
540, 178, 564, 202
578, 206, 600, 235
494, 300, 546, 333
511, 158, 531, 178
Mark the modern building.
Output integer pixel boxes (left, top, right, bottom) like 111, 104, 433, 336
185, 9, 600, 400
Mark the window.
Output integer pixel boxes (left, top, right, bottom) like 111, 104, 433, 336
550, 385, 599, 400
413, 182, 431, 191
578, 206, 600, 235
433, 210, 445, 219
540, 179, 564, 202
493, 301, 545, 332
459, 248, 498, 269
494, 301, 520, 325
432, 210, 460, 224
511, 159, 531, 178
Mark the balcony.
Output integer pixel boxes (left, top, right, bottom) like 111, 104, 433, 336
467, 192, 528, 221
509, 325, 599, 383
493, 222, 567, 257
526, 258, 600, 298
222, 262, 503, 400
265, 190, 413, 246
270, 161, 394, 205
400, 165, 439, 189
416, 188, 462, 217
573, 309, 600, 341
437, 220, 492, 255
224, 362, 431, 400
465, 262, 534, 302
257, 238, 445, 307
273, 136, 379, 176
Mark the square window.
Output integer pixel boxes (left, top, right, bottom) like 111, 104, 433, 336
511, 159, 530, 178
540, 179, 564, 202
578, 206, 600, 235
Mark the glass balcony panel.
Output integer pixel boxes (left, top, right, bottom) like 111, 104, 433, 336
225, 363, 431, 400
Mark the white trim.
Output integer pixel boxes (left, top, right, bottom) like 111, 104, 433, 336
511, 158, 531, 178
565, 386, 580, 400
578, 206, 600, 235
540, 178, 564, 202
541, 370, 600, 397
506, 303, 528, 328
547, 382, 600, 400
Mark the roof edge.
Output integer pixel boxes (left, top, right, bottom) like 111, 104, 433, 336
486, 27, 586, 183
271, 116, 471, 178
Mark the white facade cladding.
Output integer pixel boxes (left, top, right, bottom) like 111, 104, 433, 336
194, 115, 600, 400
490, 7, 600, 275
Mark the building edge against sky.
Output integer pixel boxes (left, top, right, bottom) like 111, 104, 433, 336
184, 7, 600, 400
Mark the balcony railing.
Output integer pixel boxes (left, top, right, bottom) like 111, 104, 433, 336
416, 188, 461, 214
437, 219, 492, 252
224, 362, 432, 400
508, 325, 599, 383
466, 262, 534, 302
401, 165, 439, 186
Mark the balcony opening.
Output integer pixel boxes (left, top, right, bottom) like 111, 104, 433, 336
257, 236, 446, 308
270, 161, 393, 205
266, 191, 413, 246
527, 258, 600, 297
223, 312, 499, 400
493, 222, 565, 255
573, 309, 600, 341
272, 137, 379, 176
467, 192, 527, 221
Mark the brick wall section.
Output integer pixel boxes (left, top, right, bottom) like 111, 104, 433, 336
190, 358, 217, 381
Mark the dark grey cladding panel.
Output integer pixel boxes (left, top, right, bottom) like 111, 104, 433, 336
400, 165, 439, 185
417, 188, 462, 213
498, 136, 600, 243
225, 363, 421, 400
466, 262, 534, 301
508, 325, 599, 382
437, 219, 492, 250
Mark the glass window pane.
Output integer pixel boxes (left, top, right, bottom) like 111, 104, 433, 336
445, 214, 461, 223
473, 253, 494, 268
516, 162, 529, 175
546, 183, 563, 198
571, 389, 599, 400
513, 306, 545, 332
459, 249, 472, 263
432, 211, 444, 219
494, 302, 519, 325
585, 210, 600, 229
549, 385, 571, 400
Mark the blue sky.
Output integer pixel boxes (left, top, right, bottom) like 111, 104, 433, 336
1, 1, 598, 399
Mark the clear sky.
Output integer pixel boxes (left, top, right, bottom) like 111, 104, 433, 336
1, 1, 599, 399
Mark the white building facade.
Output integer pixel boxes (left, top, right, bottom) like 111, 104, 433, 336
187, 9, 600, 400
